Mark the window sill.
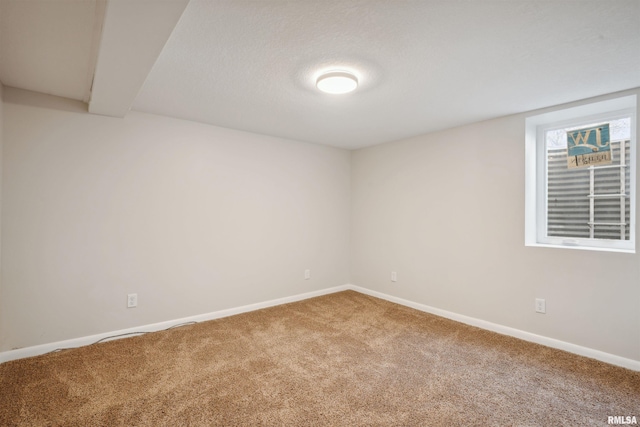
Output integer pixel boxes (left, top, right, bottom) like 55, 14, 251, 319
525, 242, 635, 254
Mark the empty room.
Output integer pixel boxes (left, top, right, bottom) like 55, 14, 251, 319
0, 0, 639, 425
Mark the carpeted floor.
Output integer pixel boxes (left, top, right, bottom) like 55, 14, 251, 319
1, 290, 639, 426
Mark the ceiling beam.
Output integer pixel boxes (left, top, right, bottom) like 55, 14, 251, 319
88, 0, 189, 117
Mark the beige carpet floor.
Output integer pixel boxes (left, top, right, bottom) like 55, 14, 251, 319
1, 290, 639, 426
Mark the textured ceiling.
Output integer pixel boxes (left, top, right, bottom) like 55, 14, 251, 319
1, 1, 639, 149
132, 0, 640, 148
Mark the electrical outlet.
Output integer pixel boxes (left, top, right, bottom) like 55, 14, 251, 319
127, 293, 138, 308
535, 298, 546, 314
304, 269, 310, 280
391, 271, 397, 282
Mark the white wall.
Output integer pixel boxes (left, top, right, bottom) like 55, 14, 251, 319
0, 88, 351, 351
0, 83, 4, 349
351, 88, 640, 362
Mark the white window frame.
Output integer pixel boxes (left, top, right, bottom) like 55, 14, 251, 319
525, 95, 637, 253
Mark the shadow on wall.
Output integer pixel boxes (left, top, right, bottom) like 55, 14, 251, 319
4, 87, 87, 113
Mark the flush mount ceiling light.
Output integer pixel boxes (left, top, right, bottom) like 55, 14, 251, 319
316, 71, 358, 94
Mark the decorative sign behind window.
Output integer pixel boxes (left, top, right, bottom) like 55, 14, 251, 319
566, 123, 611, 168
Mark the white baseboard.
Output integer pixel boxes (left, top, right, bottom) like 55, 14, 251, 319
348, 285, 640, 372
2, 283, 639, 371
0, 285, 351, 364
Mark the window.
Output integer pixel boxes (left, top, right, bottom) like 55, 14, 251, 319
525, 95, 637, 252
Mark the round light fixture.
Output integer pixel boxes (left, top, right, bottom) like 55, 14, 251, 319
316, 71, 358, 94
